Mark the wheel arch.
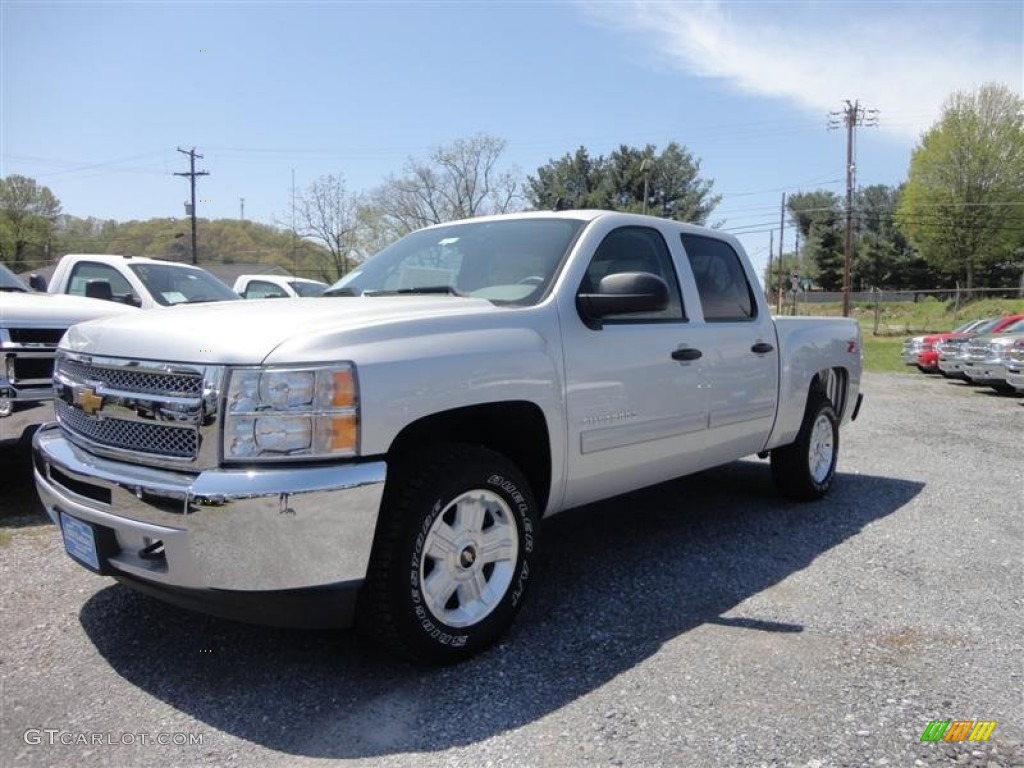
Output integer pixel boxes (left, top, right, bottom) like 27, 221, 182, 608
385, 401, 553, 512
810, 367, 850, 421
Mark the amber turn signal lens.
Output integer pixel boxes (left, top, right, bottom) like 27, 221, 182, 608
326, 414, 357, 453
330, 370, 356, 408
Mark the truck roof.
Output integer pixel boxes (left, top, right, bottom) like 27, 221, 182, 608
59, 254, 208, 269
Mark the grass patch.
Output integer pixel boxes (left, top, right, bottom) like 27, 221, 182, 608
861, 335, 910, 374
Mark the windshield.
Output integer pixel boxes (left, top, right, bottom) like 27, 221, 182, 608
999, 318, 1024, 334
327, 218, 585, 306
0, 263, 30, 292
128, 263, 240, 306
290, 280, 327, 297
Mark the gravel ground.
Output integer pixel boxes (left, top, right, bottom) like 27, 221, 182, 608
1, 372, 1021, 768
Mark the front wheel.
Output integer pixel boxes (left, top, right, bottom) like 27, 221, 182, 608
771, 392, 839, 501
358, 444, 539, 664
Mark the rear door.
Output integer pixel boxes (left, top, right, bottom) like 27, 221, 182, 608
678, 233, 778, 463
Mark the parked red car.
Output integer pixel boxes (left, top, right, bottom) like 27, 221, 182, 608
903, 318, 995, 372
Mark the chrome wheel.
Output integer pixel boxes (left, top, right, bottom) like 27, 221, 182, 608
807, 412, 835, 484
419, 489, 519, 628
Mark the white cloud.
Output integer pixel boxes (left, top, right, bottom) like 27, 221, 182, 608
580, 0, 1023, 141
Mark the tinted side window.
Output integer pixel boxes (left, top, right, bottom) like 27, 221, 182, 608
681, 234, 757, 322
581, 226, 685, 322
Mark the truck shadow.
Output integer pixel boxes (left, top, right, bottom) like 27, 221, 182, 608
79, 460, 922, 758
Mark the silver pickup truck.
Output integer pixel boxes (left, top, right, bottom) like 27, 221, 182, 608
33, 211, 863, 662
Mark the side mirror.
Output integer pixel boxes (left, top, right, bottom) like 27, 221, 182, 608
577, 272, 669, 327
28, 274, 47, 292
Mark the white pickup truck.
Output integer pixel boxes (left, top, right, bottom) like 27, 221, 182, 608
33, 211, 863, 663
46, 253, 240, 308
0, 263, 138, 446
233, 273, 329, 299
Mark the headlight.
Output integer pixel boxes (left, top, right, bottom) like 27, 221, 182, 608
223, 364, 358, 461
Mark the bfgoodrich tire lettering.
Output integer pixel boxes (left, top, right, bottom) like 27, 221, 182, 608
359, 444, 538, 663
771, 392, 839, 501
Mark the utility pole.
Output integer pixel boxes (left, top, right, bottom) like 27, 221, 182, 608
291, 169, 297, 271
828, 101, 878, 316
777, 192, 786, 314
240, 197, 245, 221
766, 230, 774, 304
174, 147, 209, 264
640, 158, 650, 215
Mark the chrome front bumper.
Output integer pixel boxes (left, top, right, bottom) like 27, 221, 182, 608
33, 424, 386, 622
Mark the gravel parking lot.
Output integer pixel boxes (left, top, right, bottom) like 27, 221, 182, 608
1, 372, 1021, 768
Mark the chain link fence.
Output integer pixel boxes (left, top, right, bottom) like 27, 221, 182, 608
772, 286, 1024, 335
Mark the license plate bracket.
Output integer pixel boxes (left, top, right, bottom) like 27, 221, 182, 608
59, 512, 119, 574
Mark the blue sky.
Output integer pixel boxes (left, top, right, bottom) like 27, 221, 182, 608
2, 0, 1022, 279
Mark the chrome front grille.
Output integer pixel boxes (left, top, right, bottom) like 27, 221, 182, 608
59, 357, 202, 397
55, 399, 199, 458
54, 352, 223, 470
965, 342, 993, 361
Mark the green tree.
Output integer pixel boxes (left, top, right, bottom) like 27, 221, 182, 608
898, 83, 1024, 289
525, 146, 608, 211
527, 142, 720, 225
0, 175, 62, 271
787, 191, 843, 290
853, 184, 930, 289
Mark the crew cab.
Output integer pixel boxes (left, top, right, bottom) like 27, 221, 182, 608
33, 211, 863, 663
46, 254, 240, 308
0, 263, 137, 446
233, 274, 328, 299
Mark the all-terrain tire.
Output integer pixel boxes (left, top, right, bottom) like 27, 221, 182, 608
358, 444, 539, 664
770, 392, 839, 501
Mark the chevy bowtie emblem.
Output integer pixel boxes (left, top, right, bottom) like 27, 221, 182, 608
74, 387, 103, 415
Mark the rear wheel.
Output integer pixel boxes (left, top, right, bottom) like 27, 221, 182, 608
771, 392, 839, 501
358, 444, 538, 664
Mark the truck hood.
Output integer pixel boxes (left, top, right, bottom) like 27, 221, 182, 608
62, 295, 503, 364
973, 332, 1024, 346
1, 291, 139, 328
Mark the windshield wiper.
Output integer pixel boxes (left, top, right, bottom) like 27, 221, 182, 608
0, 286, 28, 293
364, 286, 465, 297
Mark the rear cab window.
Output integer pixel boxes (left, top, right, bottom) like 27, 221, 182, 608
680, 233, 758, 322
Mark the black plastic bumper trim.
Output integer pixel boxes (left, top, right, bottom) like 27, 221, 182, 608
109, 572, 362, 629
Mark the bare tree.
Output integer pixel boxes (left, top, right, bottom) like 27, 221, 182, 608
371, 134, 522, 235
296, 174, 362, 280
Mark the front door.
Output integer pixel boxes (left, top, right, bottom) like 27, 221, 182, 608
558, 224, 710, 510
